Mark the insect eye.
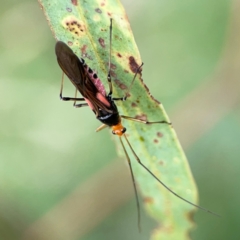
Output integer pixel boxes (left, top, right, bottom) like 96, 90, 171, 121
122, 128, 126, 133
112, 130, 116, 135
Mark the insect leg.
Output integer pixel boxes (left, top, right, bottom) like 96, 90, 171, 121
121, 115, 172, 125
72, 88, 88, 108
95, 124, 108, 132
60, 96, 86, 101
123, 134, 220, 217
119, 136, 141, 232
74, 103, 88, 108
60, 72, 86, 104
112, 97, 127, 101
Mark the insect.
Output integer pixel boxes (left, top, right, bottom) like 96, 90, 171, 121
55, 19, 218, 229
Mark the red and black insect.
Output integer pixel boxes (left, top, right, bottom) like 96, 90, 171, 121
55, 19, 218, 228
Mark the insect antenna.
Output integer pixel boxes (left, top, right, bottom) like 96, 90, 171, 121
122, 134, 220, 217
119, 136, 141, 231
107, 19, 142, 230
107, 18, 113, 96
107, 18, 143, 102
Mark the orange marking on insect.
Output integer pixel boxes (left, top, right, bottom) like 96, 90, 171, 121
112, 122, 125, 136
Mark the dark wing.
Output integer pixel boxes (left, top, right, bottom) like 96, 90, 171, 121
55, 41, 85, 87
55, 41, 112, 115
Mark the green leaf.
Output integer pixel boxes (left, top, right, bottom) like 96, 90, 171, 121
39, 0, 198, 238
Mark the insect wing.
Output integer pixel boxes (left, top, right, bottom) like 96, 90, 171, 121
55, 41, 85, 88
55, 41, 112, 115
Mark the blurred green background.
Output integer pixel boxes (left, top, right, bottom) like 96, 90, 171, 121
1, 0, 239, 239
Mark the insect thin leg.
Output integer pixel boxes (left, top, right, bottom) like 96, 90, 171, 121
121, 115, 172, 125
59, 71, 65, 99
63, 89, 88, 107
112, 97, 128, 101
72, 88, 88, 107
123, 134, 220, 217
59, 72, 86, 102
119, 136, 141, 231
73, 88, 77, 107
61, 97, 86, 102
95, 124, 108, 132
74, 103, 88, 108
107, 18, 113, 96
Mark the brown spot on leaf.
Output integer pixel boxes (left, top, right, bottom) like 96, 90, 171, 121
154, 139, 158, 143
71, 0, 78, 6
129, 56, 140, 73
131, 102, 137, 107
135, 114, 147, 122
98, 38, 105, 48
110, 63, 116, 69
80, 44, 87, 55
186, 211, 195, 222
95, 8, 102, 13
143, 197, 154, 204
157, 132, 163, 138
113, 33, 121, 40
139, 136, 145, 142
117, 53, 122, 58
68, 41, 73, 46
109, 70, 116, 78
159, 160, 164, 165
80, 45, 92, 60
114, 79, 128, 90
107, 12, 112, 16
62, 17, 85, 37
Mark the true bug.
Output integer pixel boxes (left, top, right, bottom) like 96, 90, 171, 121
55, 19, 218, 229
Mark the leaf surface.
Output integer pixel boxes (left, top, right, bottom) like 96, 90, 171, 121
39, 0, 198, 238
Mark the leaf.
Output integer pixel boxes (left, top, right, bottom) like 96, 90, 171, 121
39, 0, 197, 239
